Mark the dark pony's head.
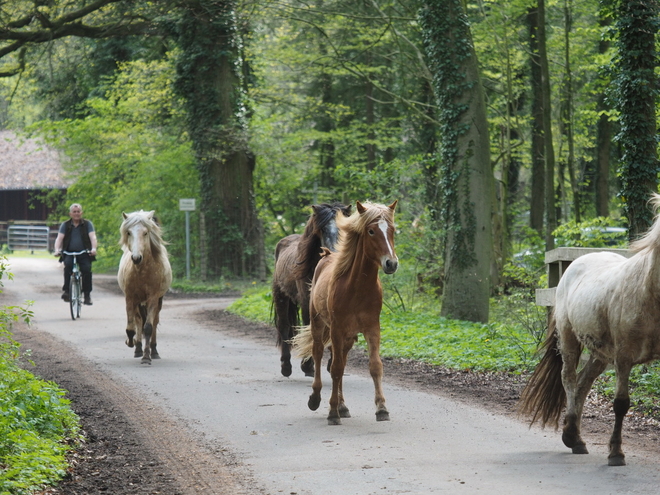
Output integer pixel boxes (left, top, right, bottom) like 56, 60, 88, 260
119, 210, 166, 265
293, 202, 352, 280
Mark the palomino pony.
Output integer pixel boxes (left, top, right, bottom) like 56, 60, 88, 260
118, 210, 172, 365
272, 202, 351, 377
519, 193, 660, 466
292, 201, 398, 425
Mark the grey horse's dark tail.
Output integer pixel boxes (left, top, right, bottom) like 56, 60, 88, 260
518, 312, 569, 429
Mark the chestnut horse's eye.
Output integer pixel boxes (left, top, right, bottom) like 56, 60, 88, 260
368, 229, 375, 235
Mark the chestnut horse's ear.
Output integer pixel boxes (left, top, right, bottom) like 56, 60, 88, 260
357, 201, 367, 214
122, 212, 128, 219
388, 200, 398, 211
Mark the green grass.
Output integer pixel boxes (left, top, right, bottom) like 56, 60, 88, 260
227, 284, 540, 373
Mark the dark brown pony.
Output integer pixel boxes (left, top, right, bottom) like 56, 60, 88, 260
519, 193, 660, 466
272, 202, 351, 377
292, 201, 398, 425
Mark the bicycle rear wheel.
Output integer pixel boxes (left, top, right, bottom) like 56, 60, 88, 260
69, 275, 81, 320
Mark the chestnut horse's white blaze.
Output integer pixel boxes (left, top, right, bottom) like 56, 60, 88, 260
520, 193, 660, 466
292, 200, 398, 425
117, 210, 172, 365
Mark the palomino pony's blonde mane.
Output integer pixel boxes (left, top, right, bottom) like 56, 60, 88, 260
119, 210, 167, 262
629, 193, 660, 254
329, 202, 395, 284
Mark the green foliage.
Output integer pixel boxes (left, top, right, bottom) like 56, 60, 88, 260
227, 286, 273, 323
0, 257, 81, 494
553, 216, 628, 247
594, 362, 660, 417
30, 58, 199, 276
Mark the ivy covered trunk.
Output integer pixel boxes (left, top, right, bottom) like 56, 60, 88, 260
419, 0, 494, 323
174, 0, 265, 278
613, 0, 659, 239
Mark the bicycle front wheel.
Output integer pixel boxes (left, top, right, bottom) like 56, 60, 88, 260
69, 275, 82, 320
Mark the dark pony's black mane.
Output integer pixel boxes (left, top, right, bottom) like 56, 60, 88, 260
292, 202, 351, 281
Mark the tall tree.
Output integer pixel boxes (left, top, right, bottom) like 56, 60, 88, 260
612, 0, 659, 238
174, 0, 265, 278
419, 0, 494, 323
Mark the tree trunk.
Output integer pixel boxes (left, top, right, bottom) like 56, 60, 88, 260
420, 0, 494, 323
527, 7, 545, 235
614, 0, 659, 239
174, 0, 265, 279
538, 0, 557, 250
594, 11, 612, 218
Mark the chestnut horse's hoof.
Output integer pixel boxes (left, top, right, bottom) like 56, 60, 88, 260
308, 394, 321, 411
608, 454, 626, 466
301, 358, 314, 377
376, 409, 390, 422
327, 414, 342, 426
339, 404, 351, 418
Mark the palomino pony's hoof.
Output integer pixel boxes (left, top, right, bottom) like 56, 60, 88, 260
608, 454, 626, 466
125, 330, 136, 348
376, 409, 390, 422
141, 356, 152, 365
134, 342, 143, 358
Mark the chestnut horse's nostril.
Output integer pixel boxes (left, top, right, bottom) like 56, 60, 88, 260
384, 259, 399, 274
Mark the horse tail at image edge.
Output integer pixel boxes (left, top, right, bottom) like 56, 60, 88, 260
518, 312, 567, 429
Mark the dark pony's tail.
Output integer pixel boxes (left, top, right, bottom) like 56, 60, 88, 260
518, 312, 567, 429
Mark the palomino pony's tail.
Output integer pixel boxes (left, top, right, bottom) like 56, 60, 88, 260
518, 313, 567, 429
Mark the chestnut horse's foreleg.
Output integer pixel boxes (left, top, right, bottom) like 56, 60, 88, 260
327, 334, 346, 425
308, 323, 325, 412
608, 359, 632, 466
365, 329, 389, 421
337, 343, 352, 419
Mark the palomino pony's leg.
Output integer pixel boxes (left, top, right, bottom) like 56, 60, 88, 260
140, 297, 161, 365
364, 329, 389, 421
125, 299, 144, 358
608, 359, 632, 466
150, 297, 163, 359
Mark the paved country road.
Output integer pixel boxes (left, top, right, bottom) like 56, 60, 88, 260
3, 256, 660, 495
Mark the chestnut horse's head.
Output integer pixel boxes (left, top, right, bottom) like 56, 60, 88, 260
335, 200, 399, 276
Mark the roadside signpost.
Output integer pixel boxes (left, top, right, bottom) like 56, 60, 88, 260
179, 199, 196, 279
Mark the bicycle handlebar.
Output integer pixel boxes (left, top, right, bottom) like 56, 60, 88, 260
61, 250, 89, 256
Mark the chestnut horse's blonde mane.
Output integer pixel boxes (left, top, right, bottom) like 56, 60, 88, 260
330, 202, 395, 284
119, 210, 167, 262
630, 193, 660, 254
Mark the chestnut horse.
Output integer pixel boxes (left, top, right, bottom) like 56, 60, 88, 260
292, 201, 398, 425
520, 193, 660, 466
272, 202, 351, 377
118, 210, 172, 365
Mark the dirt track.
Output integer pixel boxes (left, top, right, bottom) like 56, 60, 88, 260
5, 258, 660, 494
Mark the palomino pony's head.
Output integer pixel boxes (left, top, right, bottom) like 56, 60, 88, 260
120, 210, 166, 265
334, 200, 398, 276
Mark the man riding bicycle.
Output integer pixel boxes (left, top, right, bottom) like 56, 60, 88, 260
53, 203, 98, 305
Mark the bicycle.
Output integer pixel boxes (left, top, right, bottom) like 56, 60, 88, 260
62, 250, 88, 320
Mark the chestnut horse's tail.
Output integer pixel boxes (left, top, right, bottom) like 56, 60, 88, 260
518, 313, 567, 429
290, 325, 314, 360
